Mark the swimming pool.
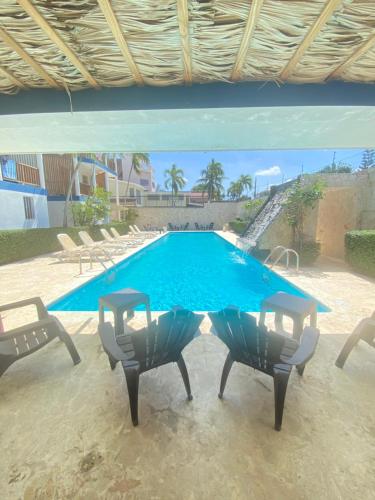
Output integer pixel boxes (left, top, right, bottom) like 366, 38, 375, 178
49, 232, 328, 312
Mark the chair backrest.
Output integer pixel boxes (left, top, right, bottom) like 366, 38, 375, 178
100, 228, 113, 242
57, 233, 79, 252
134, 225, 142, 233
130, 308, 204, 370
209, 307, 286, 372
110, 227, 121, 239
195, 223, 199, 229
129, 225, 138, 235
79, 231, 96, 247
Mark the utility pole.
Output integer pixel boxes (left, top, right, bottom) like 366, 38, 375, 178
253, 177, 257, 198
331, 151, 336, 169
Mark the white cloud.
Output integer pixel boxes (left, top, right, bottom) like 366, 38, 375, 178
255, 165, 281, 177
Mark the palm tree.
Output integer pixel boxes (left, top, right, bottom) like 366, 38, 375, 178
238, 174, 252, 196
227, 180, 243, 200
164, 164, 186, 205
197, 159, 225, 201
125, 153, 150, 199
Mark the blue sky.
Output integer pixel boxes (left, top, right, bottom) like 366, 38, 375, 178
150, 149, 364, 193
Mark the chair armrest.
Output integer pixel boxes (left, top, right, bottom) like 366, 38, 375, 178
0, 317, 57, 341
98, 322, 135, 363
280, 326, 320, 366
0, 297, 48, 320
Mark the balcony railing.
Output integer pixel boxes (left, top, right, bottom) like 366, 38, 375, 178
16, 163, 40, 186
1, 162, 40, 187
111, 195, 206, 208
79, 183, 91, 195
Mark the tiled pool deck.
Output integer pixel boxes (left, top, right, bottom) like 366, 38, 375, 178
0, 232, 374, 499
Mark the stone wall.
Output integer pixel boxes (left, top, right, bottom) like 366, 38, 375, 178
258, 168, 375, 260
135, 201, 247, 230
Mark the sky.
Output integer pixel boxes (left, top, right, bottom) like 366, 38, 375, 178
150, 148, 364, 193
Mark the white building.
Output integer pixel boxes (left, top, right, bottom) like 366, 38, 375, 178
0, 152, 156, 229
0, 154, 49, 229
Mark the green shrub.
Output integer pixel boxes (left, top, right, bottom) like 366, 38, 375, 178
345, 230, 375, 277
228, 219, 248, 235
0, 222, 129, 266
296, 241, 320, 266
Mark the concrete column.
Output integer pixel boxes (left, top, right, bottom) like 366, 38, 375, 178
104, 172, 109, 191
36, 153, 46, 189
0, 162, 3, 181
114, 162, 120, 220
74, 159, 81, 196
91, 165, 97, 190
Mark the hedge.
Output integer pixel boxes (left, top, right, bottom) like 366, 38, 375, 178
345, 230, 375, 278
229, 220, 248, 235
0, 222, 129, 266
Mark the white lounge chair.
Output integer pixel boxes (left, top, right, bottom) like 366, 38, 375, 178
110, 227, 143, 246
134, 224, 158, 237
129, 225, 148, 240
100, 228, 134, 250
78, 231, 121, 259
57, 233, 97, 274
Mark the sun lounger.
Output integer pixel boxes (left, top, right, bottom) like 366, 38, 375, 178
100, 228, 133, 251
134, 224, 158, 237
0, 297, 80, 377
57, 233, 101, 274
110, 227, 142, 246
209, 306, 320, 431
78, 230, 122, 257
129, 225, 147, 240
98, 306, 204, 425
335, 311, 375, 368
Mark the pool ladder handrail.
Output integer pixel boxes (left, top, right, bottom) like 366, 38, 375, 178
264, 245, 299, 271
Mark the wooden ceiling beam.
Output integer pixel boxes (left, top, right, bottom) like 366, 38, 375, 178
16, 0, 99, 88
0, 65, 27, 89
176, 0, 192, 84
280, 0, 343, 81
327, 32, 375, 80
97, 0, 144, 85
231, 0, 264, 81
0, 27, 59, 88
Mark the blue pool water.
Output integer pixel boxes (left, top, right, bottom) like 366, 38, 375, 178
49, 232, 328, 312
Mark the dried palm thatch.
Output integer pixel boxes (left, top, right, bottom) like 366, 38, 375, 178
0, 0, 374, 95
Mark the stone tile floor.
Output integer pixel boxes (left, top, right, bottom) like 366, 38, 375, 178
0, 233, 374, 499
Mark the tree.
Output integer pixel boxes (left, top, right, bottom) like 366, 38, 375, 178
359, 149, 375, 170
284, 178, 325, 251
71, 187, 111, 226
238, 174, 252, 196
227, 180, 243, 200
319, 161, 352, 174
125, 153, 150, 198
197, 159, 225, 201
164, 164, 186, 205
63, 154, 81, 227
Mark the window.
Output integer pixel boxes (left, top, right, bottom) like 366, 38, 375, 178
129, 188, 135, 197
23, 196, 35, 220
81, 174, 89, 185
140, 179, 149, 187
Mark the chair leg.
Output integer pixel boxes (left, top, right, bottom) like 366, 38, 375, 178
273, 368, 290, 431
108, 353, 117, 370
123, 363, 140, 426
296, 363, 305, 376
57, 327, 81, 365
177, 355, 193, 401
218, 353, 234, 399
335, 331, 363, 368
0, 357, 15, 377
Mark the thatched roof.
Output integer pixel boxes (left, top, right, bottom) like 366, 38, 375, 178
0, 0, 374, 95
